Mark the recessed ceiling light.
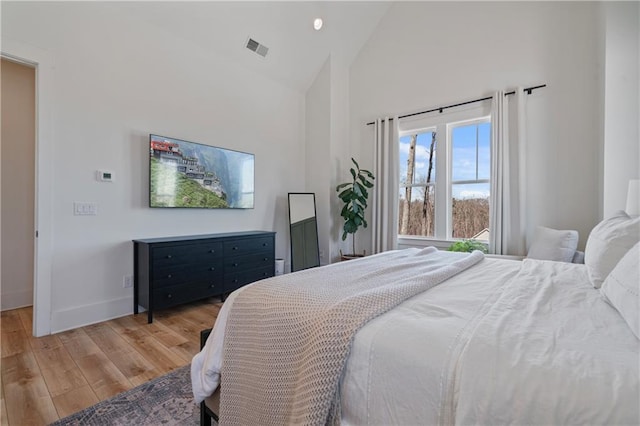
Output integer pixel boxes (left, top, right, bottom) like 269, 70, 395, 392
313, 18, 323, 31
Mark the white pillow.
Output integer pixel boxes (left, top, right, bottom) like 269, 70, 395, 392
584, 210, 640, 288
527, 226, 579, 263
600, 242, 640, 339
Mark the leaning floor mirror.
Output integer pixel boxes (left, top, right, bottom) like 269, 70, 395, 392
288, 193, 320, 272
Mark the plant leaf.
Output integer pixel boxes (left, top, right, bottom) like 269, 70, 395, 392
344, 220, 358, 233
338, 188, 351, 199
356, 182, 368, 199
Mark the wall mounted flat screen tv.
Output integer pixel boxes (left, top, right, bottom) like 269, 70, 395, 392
149, 134, 254, 209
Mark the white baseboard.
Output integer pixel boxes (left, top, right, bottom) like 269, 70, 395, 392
50, 296, 133, 334
1, 289, 34, 311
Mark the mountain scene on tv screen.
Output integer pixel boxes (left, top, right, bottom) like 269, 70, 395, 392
149, 136, 254, 208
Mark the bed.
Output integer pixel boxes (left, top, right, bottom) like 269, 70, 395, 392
191, 218, 639, 425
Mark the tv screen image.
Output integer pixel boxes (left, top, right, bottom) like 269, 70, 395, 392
149, 134, 254, 209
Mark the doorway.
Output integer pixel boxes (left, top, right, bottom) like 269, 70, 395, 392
1, 58, 36, 312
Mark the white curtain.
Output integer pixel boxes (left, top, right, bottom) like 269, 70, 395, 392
371, 117, 399, 254
489, 89, 527, 255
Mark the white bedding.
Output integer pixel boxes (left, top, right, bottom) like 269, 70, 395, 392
450, 259, 639, 425
340, 256, 520, 425
192, 254, 640, 425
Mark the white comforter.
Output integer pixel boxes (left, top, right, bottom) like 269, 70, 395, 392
450, 259, 639, 425
192, 254, 640, 425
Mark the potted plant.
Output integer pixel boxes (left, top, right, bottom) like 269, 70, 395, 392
448, 239, 488, 253
336, 158, 375, 260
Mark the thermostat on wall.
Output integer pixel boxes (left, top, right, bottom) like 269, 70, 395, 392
96, 170, 114, 182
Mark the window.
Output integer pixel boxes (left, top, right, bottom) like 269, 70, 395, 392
399, 109, 491, 242
399, 130, 437, 237
450, 121, 490, 240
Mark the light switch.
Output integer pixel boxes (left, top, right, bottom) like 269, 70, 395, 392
74, 202, 98, 216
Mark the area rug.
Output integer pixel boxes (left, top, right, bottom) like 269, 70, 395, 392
50, 365, 204, 426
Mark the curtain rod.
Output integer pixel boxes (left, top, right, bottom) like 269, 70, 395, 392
366, 84, 546, 125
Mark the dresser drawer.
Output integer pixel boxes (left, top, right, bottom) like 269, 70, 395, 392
224, 237, 274, 256
154, 281, 222, 310
153, 262, 223, 288
224, 252, 274, 272
224, 266, 273, 293
152, 242, 222, 267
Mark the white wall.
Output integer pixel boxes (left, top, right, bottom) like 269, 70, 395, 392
305, 58, 331, 265
328, 56, 353, 260
602, 1, 640, 218
305, 55, 353, 263
349, 1, 602, 250
2, 2, 305, 332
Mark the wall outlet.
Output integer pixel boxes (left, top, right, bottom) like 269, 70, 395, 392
319, 251, 325, 259
123, 275, 133, 288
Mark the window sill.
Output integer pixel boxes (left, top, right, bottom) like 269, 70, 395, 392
398, 236, 491, 252
485, 254, 524, 261
398, 236, 456, 251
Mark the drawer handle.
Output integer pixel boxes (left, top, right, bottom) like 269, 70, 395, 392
210, 284, 215, 288
262, 243, 267, 247
166, 254, 172, 259
167, 294, 172, 299
167, 274, 172, 279
209, 249, 215, 253
233, 263, 238, 267
262, 272, 268, 276
263, 257, 268, 261
210, 267, 215, 271
233, 279, 238, 283
233, 246, 238, 250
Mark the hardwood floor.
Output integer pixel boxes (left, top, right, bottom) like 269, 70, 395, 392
0, 299, 223, 426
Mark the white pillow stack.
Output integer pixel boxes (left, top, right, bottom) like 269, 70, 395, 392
527, 226, 579, 263
600, 242, 640, 339
584, 210, 640, 289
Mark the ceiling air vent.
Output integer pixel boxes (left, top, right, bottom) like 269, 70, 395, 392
245, 37, 269, 58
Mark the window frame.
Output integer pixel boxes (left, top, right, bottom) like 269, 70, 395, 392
397, 101, 491, 246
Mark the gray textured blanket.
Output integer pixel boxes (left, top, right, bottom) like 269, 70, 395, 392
219, 247, 484, 425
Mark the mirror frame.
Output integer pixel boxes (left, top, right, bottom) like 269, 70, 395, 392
288, 192, 320, 272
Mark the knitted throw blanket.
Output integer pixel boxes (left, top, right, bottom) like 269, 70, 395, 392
219, 247, 484, 426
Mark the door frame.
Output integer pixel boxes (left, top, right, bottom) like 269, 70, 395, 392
2, 39, 54, 337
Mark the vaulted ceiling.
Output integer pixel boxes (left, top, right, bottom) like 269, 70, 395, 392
119, 1, 391, 93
